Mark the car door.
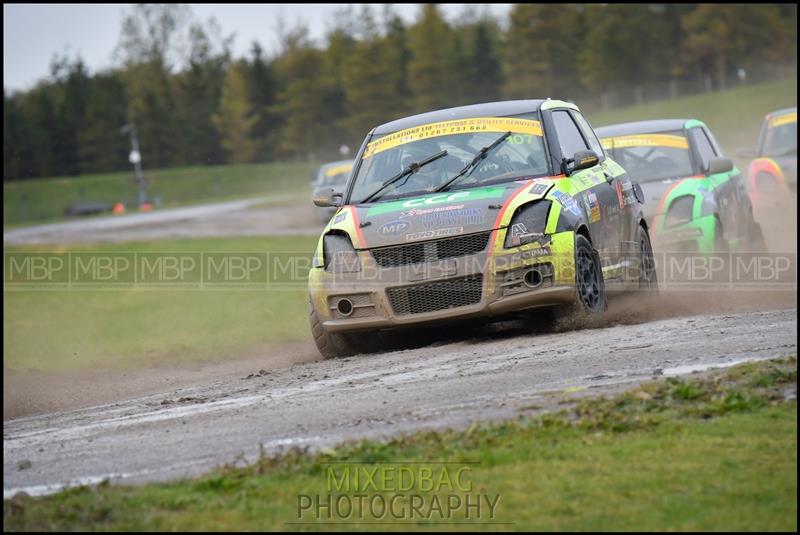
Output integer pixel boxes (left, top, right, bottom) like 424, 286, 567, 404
687, 126, 742, 240
550, 109, 623, 272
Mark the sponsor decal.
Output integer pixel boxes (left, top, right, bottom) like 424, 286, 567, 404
601, 134, 689, 150
525, 246, 551, 258
585, 191, 601, 223
620, 180, 637, 206
552, 190, 582, 218
510, 222, 528, 237
332, 211, 347, 225
529, 182, 550, 195
506, 246, 552, 264
400, 204, 465, 218
405, 227, 463, 241
420, 207, 483, 229
402, 191, 471, 208
377, 220, 411, 236
615, 179, 624, 208
365, 186, 505, 216
508, 222, 547, 248
363, 117, 543, 158
575, 174, 592, 188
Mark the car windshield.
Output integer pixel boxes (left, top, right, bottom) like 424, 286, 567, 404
316, 162, 353, 187
321, 165, 352, 187
349, 114, 549, 204
601, 131, 694, 182
762, 113, 797, 157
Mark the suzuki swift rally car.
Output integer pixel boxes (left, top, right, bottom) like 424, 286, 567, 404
742, 107, 796, 226
597, 119, 764, 254
309, 100, 657, 358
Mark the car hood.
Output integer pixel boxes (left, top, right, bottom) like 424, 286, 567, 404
638, 177, 704, 222
343, 181, 552, 249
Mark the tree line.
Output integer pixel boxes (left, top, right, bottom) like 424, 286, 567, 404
4, 3, 796, 181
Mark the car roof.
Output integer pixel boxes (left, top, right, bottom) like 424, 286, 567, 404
595, 119, 694, 137
372, 99, 549, 136
318, 159, 353, 170
767, 106, 797, 118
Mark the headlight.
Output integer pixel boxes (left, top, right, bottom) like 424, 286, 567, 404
664, 195, 694, 227
698, 188, 717, 217
504, 200, 551, 248
323, 233, 361, 272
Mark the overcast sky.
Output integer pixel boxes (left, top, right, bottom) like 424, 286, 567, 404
3, 3, 513, 92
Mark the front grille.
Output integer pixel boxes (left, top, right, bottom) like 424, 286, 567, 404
370, 232, 491, 268
386, 275, 483, 315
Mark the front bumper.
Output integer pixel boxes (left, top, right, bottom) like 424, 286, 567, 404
650, 213, 718, 254
308, 230, 577, 333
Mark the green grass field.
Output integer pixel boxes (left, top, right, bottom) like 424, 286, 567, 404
4, 357, 796, 531
587, 78, 797, 155
4, 235, 317, 373
3, 161, 317, 227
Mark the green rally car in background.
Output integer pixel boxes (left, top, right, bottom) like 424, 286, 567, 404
597, 119, 765, 254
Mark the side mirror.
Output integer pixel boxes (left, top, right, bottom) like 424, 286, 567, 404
562, 150, 599, 176
736, 147, 757, 159
707, 157, 734, 175
312, 187, 343, 207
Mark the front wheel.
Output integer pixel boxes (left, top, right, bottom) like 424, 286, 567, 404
748, 220, 768, 252
309, 298, 382, 359
713, 219, 728, 254
637, 224, 658, 291
555, 234, 607, 321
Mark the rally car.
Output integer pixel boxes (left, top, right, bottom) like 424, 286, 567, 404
310, 160, 355, 223
740, 107, 796, 224
308, 99, 657, 358
597, 119, 764, 254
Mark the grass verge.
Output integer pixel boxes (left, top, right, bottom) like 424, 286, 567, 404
587, 78, 797, 155
3, 161, 317, 227
4, 235, 317, 373
4, 357, 796, 531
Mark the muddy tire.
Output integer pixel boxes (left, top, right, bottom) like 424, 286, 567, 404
637, 224, 658, 291
748, 220, 768, 252
554, 234, 607, 322
309, 298, 382, 359
713, 218, 728, 253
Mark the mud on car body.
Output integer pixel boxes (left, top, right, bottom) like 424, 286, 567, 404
597, 119, 764, 254
308, 99, 657, 358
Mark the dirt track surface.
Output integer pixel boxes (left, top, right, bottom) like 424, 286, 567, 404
4, 307, 796, 498
3, 194, 323, 245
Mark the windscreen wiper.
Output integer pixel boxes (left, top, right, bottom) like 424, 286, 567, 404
359, 149, 448, 204
434, 131, 511, 193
